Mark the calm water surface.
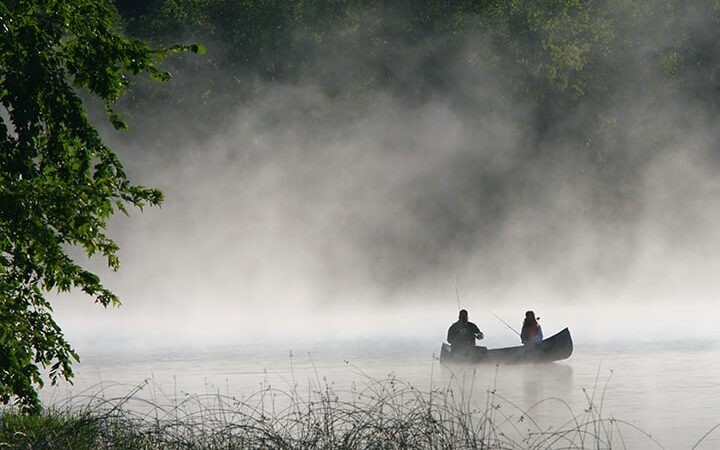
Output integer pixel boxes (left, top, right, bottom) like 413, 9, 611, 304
42, 338, 720, 449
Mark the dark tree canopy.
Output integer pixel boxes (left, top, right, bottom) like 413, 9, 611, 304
116, 0, 720, 127
0, 0, 200, 412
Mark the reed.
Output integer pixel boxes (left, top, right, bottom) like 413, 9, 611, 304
0, 369, 713, 449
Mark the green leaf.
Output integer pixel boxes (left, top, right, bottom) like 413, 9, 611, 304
0, 0, 193, 413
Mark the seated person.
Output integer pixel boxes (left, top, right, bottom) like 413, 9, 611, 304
520, 310, 543, 344
447, 309, 484, 353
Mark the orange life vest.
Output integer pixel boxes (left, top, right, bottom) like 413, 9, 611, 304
522, 323, 539, 342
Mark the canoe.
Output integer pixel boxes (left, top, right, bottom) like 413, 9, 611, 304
439, 328, 573, 364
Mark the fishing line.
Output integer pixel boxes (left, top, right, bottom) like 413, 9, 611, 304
489, 310, 520, 337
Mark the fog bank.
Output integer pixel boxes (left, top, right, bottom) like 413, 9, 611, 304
53, 3, 720, 350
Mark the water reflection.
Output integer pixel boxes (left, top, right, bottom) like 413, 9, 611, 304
39, 342, 720, 449
438, 362, 573, 407
434, 362, 575, 443
521, 363, 573, 406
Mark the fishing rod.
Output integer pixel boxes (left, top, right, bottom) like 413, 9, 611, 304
453, 273, 518, 338
453, 271, 461, 310
489, 310, 520, 337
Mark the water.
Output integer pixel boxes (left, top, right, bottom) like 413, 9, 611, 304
41, 339, 720, 449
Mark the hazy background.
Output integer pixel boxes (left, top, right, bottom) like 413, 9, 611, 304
53, 0, 720, 351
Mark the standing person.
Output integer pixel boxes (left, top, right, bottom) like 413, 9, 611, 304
447, 309, 484, 352
521, 310, 543, 344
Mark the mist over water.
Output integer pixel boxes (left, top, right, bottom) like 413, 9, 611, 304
27, 4, 720, 448
50, 2, 720, 352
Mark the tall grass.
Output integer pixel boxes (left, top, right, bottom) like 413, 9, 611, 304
0, 366, 716, 449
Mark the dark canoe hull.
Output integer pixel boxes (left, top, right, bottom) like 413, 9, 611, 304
439, 328, 573, 364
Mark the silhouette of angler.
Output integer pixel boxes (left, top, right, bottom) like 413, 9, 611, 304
447, 309, 484, 352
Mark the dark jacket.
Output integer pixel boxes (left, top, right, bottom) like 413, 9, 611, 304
447, 320, 481, 348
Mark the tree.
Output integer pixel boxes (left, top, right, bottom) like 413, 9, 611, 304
0, 0, 201, 412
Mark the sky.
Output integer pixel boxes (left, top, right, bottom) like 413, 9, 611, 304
51, 2, 720, 351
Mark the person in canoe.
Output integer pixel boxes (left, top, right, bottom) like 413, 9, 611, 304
447, 309, 484, 354
521, 310, 543, 344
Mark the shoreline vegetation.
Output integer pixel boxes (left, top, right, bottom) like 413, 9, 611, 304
1, 372, 717, 449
